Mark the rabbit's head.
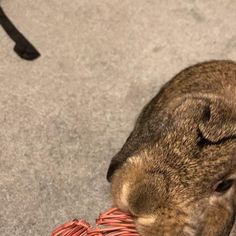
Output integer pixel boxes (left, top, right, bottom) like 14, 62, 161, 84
107, 61, 236, 236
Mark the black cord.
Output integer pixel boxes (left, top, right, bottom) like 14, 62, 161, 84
0, 6, 40, 60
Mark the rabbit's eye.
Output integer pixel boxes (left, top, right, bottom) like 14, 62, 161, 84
215, 179, 234, 193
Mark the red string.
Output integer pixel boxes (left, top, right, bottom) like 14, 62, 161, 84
51, 208, 139, 236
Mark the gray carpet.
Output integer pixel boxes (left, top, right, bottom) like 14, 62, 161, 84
0, 0, 236, 235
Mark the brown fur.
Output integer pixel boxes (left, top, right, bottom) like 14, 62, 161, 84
107, 60, 236, 236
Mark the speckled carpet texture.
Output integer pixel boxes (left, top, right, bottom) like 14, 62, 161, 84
0, 0, 235, 235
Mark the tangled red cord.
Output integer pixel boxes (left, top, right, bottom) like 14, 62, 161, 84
51, 208, 140, 236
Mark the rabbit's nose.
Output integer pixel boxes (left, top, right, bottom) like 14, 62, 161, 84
128, 177, 168, 216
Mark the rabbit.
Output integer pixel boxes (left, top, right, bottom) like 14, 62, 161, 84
107, 60, 236, 236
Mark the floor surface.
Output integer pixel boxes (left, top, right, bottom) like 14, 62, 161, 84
0, 0, 236, 235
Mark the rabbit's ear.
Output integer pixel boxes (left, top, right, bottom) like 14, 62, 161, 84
199, 100, 236, 144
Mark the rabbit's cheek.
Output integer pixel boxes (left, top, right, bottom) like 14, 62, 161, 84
202, 206, 235, 236
200, 187, 236, 236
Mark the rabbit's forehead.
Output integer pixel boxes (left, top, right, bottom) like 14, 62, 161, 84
138, 144, 236, 191
123, 135, 236, 201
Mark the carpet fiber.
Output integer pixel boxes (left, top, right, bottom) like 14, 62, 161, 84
0, 0, 236, 235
